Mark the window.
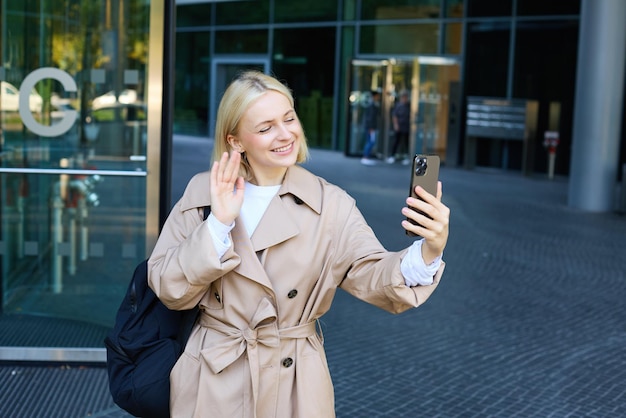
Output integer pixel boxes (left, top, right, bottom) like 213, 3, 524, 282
215, 0, 270, 25
177, 4, 211, 27
273, 27, 336, 147
174, 31, 211, 136
215, 30, 268, 54
517, 0, 580, 16
361, 0, 441, 20
360, 24, 439, 55
274, 0, 337, 23
467, 0, 512, 17
465, 22, 510, 96
445, 22, 462, 54
446, 0, 464, 17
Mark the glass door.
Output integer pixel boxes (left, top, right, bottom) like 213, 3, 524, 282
411, 57, 461, 163
346, 57, 460, 163
0, 0, 161, 361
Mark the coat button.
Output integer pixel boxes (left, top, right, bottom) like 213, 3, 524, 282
214, 292, 221, 302
287, 289, 298, 299
282, 357, 293, 368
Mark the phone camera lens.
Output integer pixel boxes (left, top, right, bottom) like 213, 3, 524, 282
414, 158, 428, 176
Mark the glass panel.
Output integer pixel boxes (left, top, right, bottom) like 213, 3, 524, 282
344, 0, 357, 21
467, 0, 512, 17
445, 22, 462, 54
513, 20, 579, 175
177, 4, 212, 27
360, 24, 439, 54
517, 0, 580, 16
361, 0, 442, 20
215, 30, 268, 54
337, 26, 356, 151
446, 0, 464, 17
173, 31, 211, 136
414, 61, 460, 159
0, 172, 145, 346
1, 0, 152, 349
274, 0, 337, 22
273, 28, 336, 149
465, 22, 510, 96
215, 0, 269, 25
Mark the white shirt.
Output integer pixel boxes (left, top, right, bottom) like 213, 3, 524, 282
239, 182, 281, 236
205, 182, 441, 287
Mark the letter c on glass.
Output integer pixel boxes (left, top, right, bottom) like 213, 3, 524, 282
20, 68, 78, 137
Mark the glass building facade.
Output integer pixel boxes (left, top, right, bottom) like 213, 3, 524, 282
0, 0, 624, 360
172, 0, 624, 178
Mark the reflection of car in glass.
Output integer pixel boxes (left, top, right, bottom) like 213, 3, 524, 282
92, 89, 138, 110
89, 103, 147, 157
1, 81, 43, 113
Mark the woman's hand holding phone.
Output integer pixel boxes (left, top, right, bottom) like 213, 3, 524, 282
402, 182, 449, 264
402, 154, 450, 264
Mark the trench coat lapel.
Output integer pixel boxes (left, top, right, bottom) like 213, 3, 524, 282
231, 165, 318, 288
229, 193, 300, 291
247, 164, 322, 253
230, 218, 275, 290
250, 194, 299, 252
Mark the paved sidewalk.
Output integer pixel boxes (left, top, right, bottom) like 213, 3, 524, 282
1, 147, 625, 417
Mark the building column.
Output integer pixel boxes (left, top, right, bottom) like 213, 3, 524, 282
568, 0, 626, 211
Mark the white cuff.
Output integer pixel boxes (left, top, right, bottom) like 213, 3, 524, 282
401, 239, 442, 287
206, 213, 234, 259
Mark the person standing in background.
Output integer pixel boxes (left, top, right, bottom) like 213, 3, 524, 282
360, 90, 381, 165
387, 90, 411, 165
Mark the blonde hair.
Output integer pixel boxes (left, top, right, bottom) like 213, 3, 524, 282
211, 71, 310, 181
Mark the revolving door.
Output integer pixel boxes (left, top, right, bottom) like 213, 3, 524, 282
346, 58, 460, 163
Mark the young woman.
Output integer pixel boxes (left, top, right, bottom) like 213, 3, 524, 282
148, 71, 449, 417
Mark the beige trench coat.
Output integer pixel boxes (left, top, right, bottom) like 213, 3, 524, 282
148, 165, 444, 418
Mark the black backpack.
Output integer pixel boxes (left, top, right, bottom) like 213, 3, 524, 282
104, 206, 210, 418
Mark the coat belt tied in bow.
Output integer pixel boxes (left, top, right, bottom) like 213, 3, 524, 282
198, 298, 318, 417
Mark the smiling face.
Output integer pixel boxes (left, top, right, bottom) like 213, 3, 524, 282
228, 90, 303, 186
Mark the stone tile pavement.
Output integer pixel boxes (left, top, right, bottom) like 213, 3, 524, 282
1, 146, 625, 417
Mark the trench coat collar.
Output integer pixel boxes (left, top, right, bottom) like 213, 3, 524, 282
276, 164, 322, 215
178, 165, 322, 288
247, 164, 322, 252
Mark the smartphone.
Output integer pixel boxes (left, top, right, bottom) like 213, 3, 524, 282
406, 154, 440, 237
